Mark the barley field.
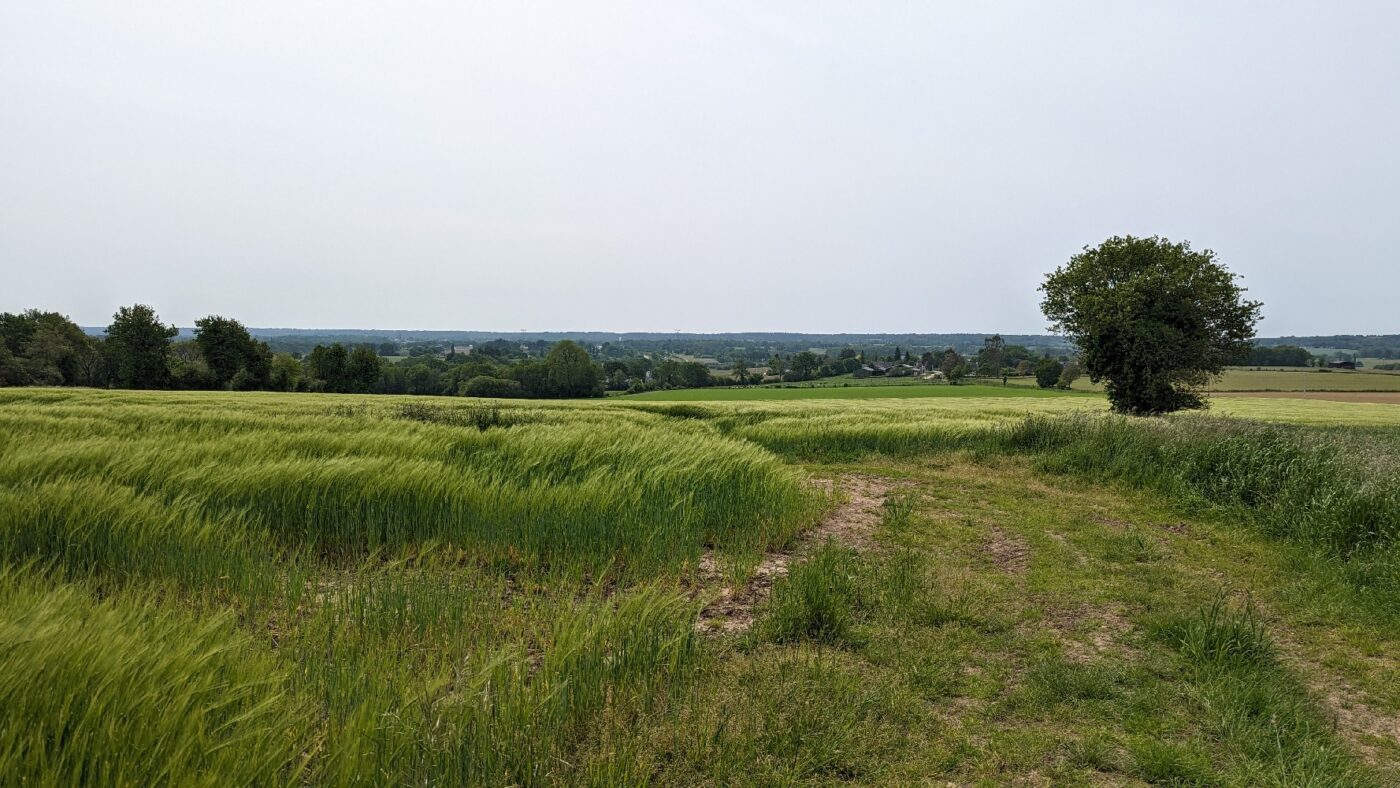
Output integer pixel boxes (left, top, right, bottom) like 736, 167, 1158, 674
4, 387, 1400, 784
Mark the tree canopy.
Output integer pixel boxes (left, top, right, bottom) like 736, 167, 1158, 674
1040, 236, 1261, 415
544, 340, 602, 398
1033, 357, 1063, 389
194, 315, 270, 388
106, 305, 177, 389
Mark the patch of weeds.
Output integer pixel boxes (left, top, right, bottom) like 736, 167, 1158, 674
1065, 732, 1124, 773
1006, 655, 1121, 712
1153, 596, 1273, 675
905, 651, 963, 701
1146, 596, 1373, 785
1187, 671, 1370, 784
393, 402, 513, 431
761, 544, 863, 648
1335, 545, 1400, 622
1127, 738, 1215, 785
644, 649, 924, 784
880, 492, 916, 533
877, 550, 922, 612
875, 551, 999, 631
913, 594, 1004, 631
1030, 655, 1121, 701
649, 404, 713, 420
325, 403, 369, 418
1191, 673, 1305, 752
1099, 529, 1164, 564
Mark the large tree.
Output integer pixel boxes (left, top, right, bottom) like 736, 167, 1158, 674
545, 340, 602, 397
1040, 236, 1261, 415
305, 343, 350, 392
342, 346, 382, 393
976, 334, 1005, 377
939, 349, 964, 381
106, 304, 177, 389
193, 315, 259, 387
789, 351, 821, 380
0, 310, 96, 386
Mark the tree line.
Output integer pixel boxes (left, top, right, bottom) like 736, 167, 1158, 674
1243, 344, 1320, 367
0, 306, 608, 399
4, 303, 1094, 398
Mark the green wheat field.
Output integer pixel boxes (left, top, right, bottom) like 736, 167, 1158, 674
4, 387, 1400, 784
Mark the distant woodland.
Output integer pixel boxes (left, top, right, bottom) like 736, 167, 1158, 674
3, 305, 1396, 397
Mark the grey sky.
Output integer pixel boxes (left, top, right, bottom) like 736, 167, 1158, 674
2, 2, 1396, 334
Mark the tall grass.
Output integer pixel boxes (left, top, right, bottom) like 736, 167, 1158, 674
0, 570, 699, 786
1145, 597, 1371, 786
0, 479, 269, 594
761, 544, 863, 647
1004, 414, 1400, 554
297, 585, 699, 785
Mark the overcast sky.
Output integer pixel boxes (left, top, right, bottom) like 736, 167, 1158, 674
2, 2, 1396, 334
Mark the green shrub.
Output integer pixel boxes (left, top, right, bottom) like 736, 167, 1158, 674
460, 375, 523, 398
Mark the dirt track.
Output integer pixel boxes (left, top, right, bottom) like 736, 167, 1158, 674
1212, 391, 1400, 405
694, 475, 895, 634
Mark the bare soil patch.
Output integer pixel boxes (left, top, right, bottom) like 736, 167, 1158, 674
983, 526, 1031, 575
1321, 680, 1400, 767
1213, 391, 1400, 405
1042, 604, 1136, 663
695, 475, 896, 634
1092, 515, 1131, 531
1265, 619, 1400, 769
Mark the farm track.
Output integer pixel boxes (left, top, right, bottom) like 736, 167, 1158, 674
694, 474, 897, 634
808, 458, 1400, 782
1268, 614, 1400, 769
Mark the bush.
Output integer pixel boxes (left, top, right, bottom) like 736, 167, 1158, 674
460, 375, 523, 398
1056, 362, 1082, 390
229, 367, 258, 391
999, 414, 1400, 554
1034, 358, 1063, 388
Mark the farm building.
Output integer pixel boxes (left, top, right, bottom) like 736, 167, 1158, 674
855, 361, 920, 378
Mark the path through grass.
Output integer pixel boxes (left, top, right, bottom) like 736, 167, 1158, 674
598, 458, 1397, 784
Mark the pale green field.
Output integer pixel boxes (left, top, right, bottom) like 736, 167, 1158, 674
1205, 397, 1400, 427
1031, 367, 1400, 393
620, 386, 1400, 428
626, 382, 1086, 401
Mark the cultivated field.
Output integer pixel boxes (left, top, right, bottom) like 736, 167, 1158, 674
1217, 391, 1400, 405
626, 380, 1400, 428
626, 382, 1089, 401
1041, 367, 1400, 394
3, 387, 1400, 784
